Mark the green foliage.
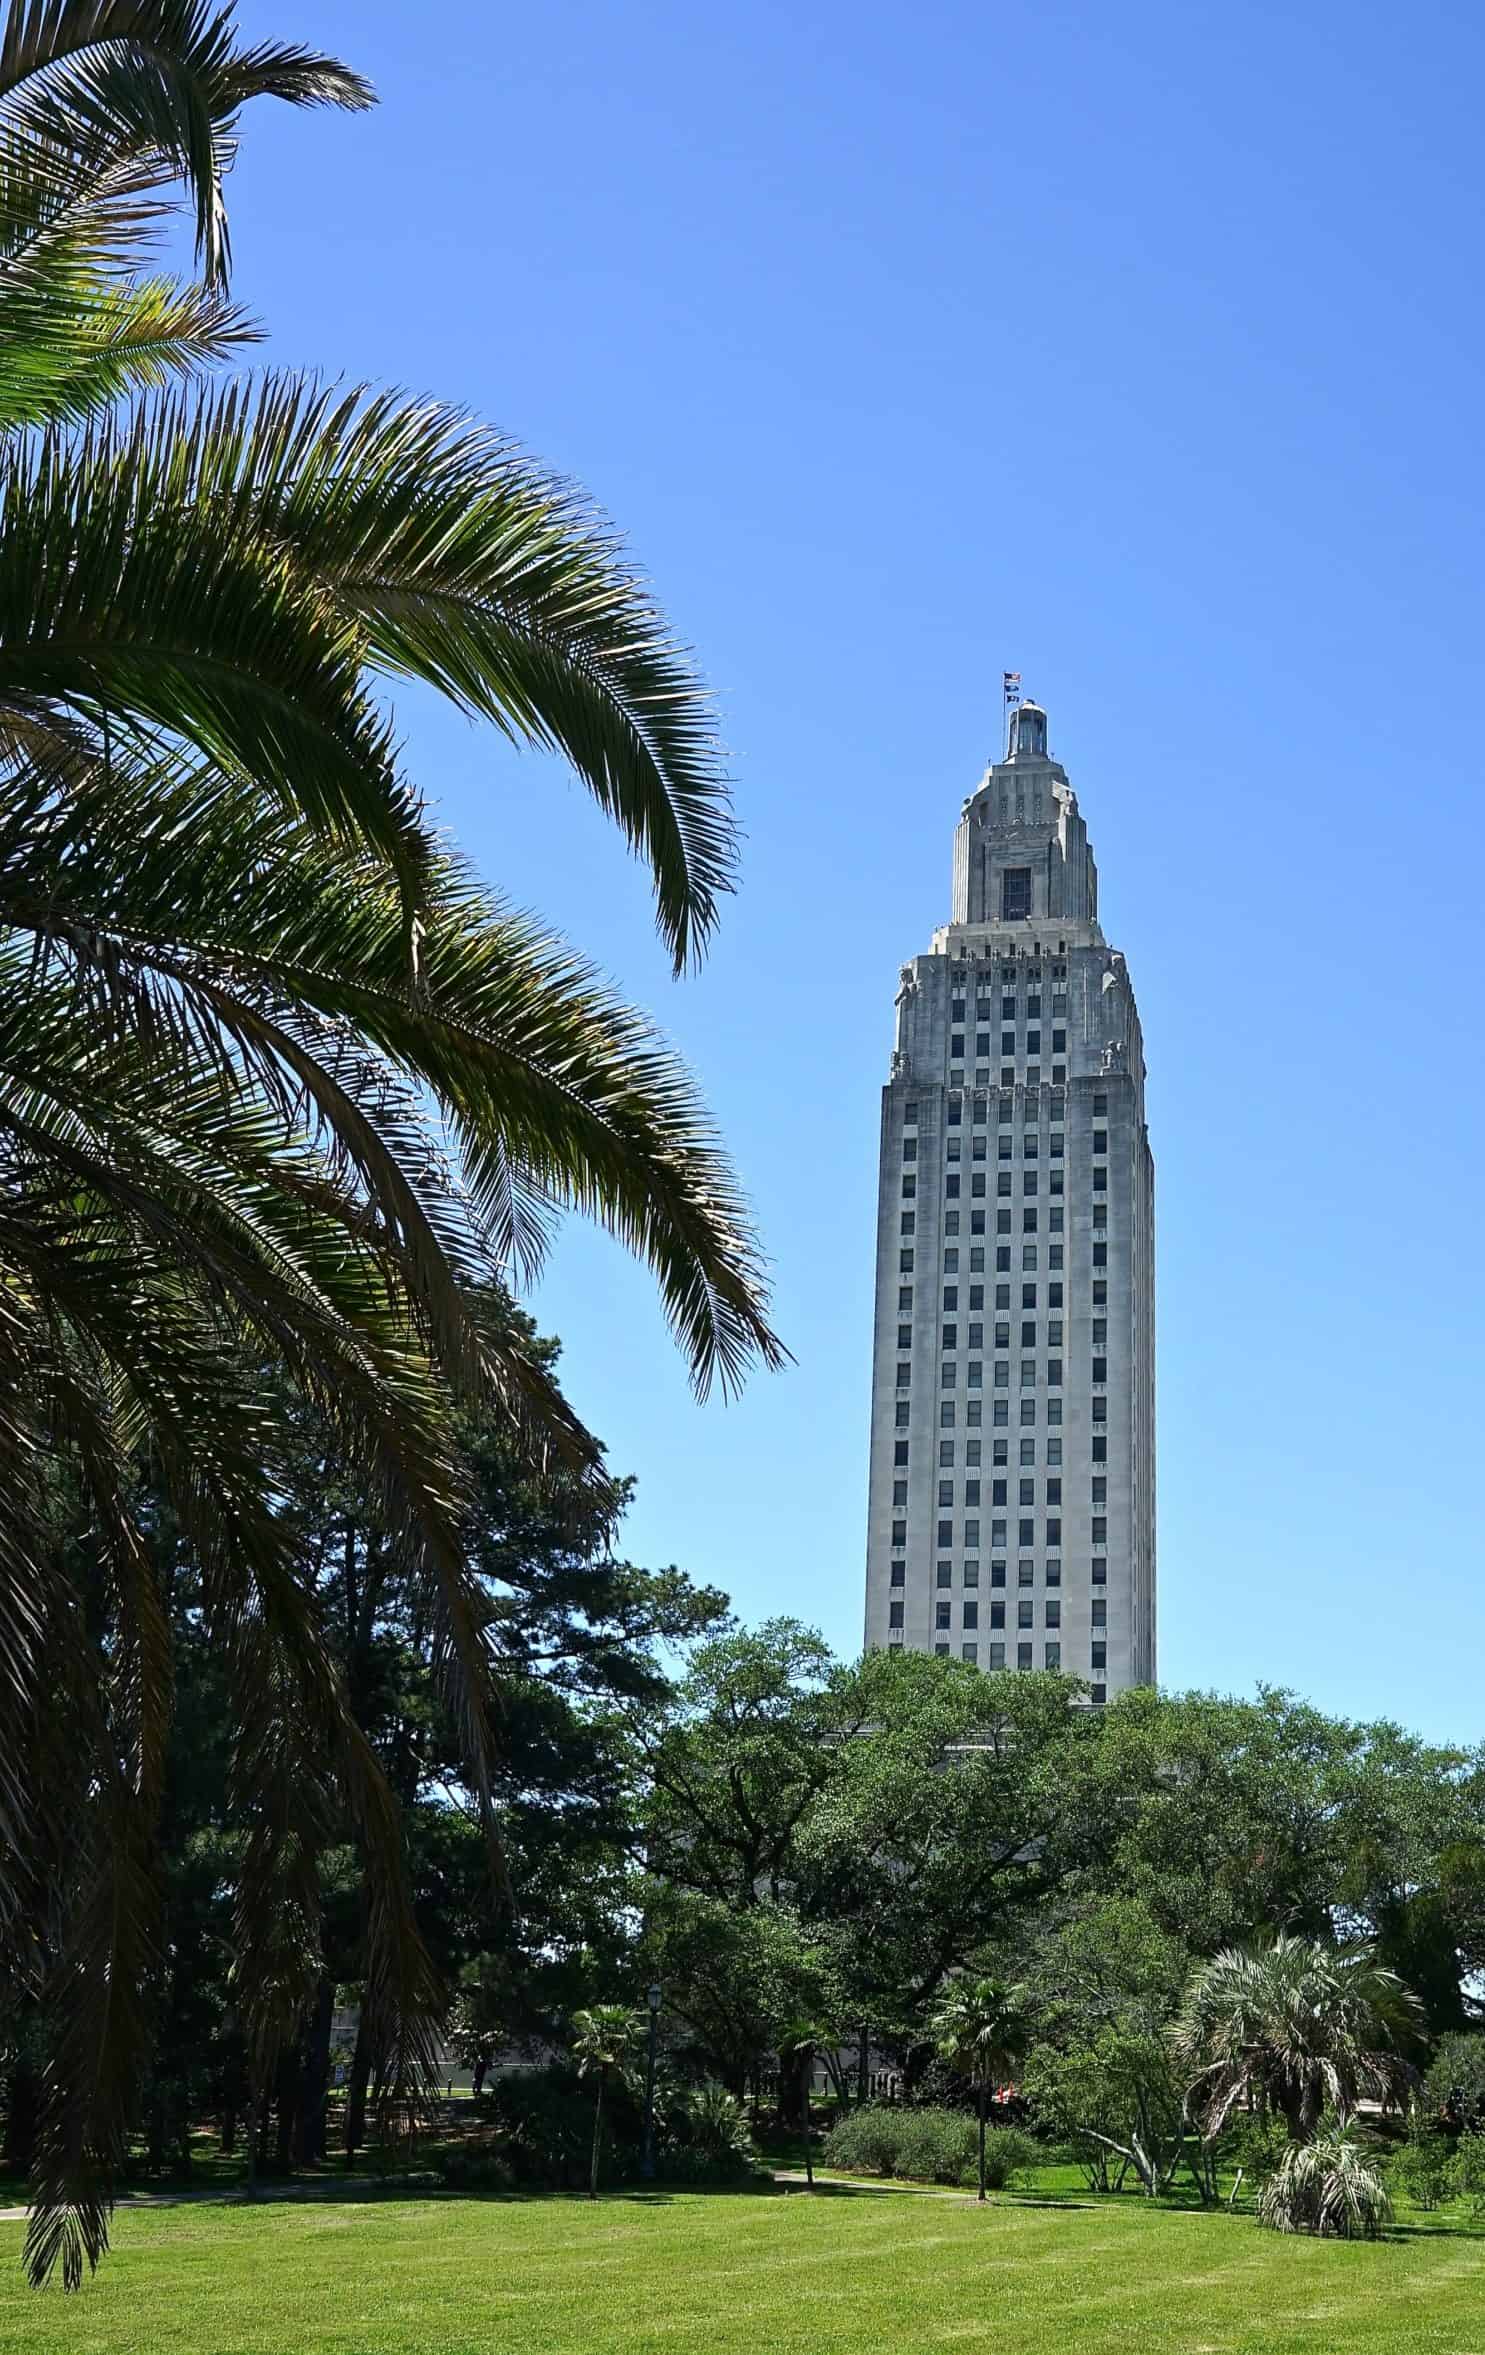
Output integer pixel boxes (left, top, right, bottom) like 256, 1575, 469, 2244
963, 2126, 1040, 2193
1170, 1935, 1423, 2143
1256, 2127, 1393, 2239
1389, 2132, 1453, 2212
1423, 2033, 1485, 2133
823, 2106, 972, 2185
1450, 2131, 1485, 2217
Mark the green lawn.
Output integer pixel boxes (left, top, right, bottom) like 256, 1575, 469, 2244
3, 2184, 1485, 2354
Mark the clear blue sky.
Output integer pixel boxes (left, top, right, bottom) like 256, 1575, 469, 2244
231, 0, 1483, 1737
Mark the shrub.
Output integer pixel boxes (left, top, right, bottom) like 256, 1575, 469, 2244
1390, 2132, 1453, 2213
1425, 2034, 1485, 2134
433, 2142, 517, 2193
820, 2105, 1032, 2187
890, 2110, 978, 2185
822, 2105, 908, 2178
656, 2085, 761, 2185
1451, 2131, 1485, 2217
1256, 2128, 1392, 2239
962, 2125, 1040, 2193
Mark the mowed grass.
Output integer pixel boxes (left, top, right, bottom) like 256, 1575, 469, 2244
3, 2185, 1485, 2355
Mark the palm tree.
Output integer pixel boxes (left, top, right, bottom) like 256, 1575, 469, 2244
571, 2006, 641, 2201
1169, 1934, 1422, 2148
0, 0, 781, 2287
930, 1977, 1027, 2203
779, 2017, 834, 2189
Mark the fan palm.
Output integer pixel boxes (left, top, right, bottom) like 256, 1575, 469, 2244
0, 0, 782, 2287
929, 1975, 1028, 2202
1169, 1934, 1422, 2147
1256, 2124, 1393, 2239
571, 2005, 641, 2201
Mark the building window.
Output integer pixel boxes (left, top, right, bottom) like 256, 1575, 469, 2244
1092, 1598, 1107, 1627
893, 1480, 907, 1506
1092, 1557, 1107, 1583
963, 1601, 979, 1630
905, 1102, 918, 1123
962, 1642, 978, 1664
937, 1481, 954, 1508
1047, 1359, 1062, 1387
1027, 1030, 1041, 1055
1092, 1167, 1107, 1193
936, 1602, 951, 1630
950, 1034, 964, 1060
940, 1403, 956, 1427
946, 1175, 960, 1198
963, 1561, 980, 1588
1093, 1094, 1108, 1117
1091, 1683, 1107, 1705
889, 1562, 905, 1587
895, 1402, 911, 1427
898, 1286, 913, 1312
894, 1440, 909, 1465
965, 1480, 981, 1508
1023, 1171, 1038, 1196
897, 1324, 911, 1350
1046, 1517, 1061, 1545
1092, 1477, 1107, 1505
1002, 868, 1032, 919
1017, 1642, 1033, 1669
936, 1641, 951, 1656
1046, 1396, 1062, 1425
936, 1561, 953, 1588
1046, 1478, 1062, 1505
889, 1602, 904, 1628
942, 1324, 958, 1351
991, 1561, 1006, 1589
1046, 1598, 1061, 1629
1044, 1641, 1061, 1669
989, 1643, 1006, 1669
1092, 1357, 1108, 1384
903, 1137, 917, 1161
1092, 1516, 1107, 1544
991, 1601, 1006, 1629
891, 1519, 907, 1546
896, 1362, 911, 1389
1018, 1518, 1034, 1547
1091, 1642, 1107, 1670
1045, 1559, 1061, 1586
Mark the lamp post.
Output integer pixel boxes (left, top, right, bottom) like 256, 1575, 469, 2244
641, 1983, 662, 2181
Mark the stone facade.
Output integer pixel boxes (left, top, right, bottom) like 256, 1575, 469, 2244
863, 702, 1155, 1698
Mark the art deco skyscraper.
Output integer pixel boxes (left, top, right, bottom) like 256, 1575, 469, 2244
862, 700, 1155, 1699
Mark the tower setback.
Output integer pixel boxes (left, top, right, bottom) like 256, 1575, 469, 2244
863, 701, 1155, 1698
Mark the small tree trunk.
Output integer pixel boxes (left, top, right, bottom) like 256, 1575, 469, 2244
344, 2015, 371, 2159
977, 2086, 988, 2203
297, 1978, 334, 2167
589, 2074, 605, 2200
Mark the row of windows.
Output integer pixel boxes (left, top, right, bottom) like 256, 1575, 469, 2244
889, 1600, 1109, 1642
894, 1394, 1110, 1431
917, 1478, 1108, 1507
951, 992, 1069, 1020
936, 1599, 1061, 1630
899, 1240, 1107, 1278
906, 1093, 1108, 1125
949, 1029, 1069, 1061
889, 1557, 1109, 1590
893, 1436, 1073, 1467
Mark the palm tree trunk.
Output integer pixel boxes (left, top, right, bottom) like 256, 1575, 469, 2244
589, 2073, 605, 2200
977, 2085, 987, 2203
